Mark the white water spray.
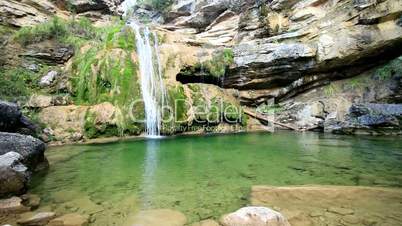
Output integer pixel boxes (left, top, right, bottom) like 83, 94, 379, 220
120, 0, 137, 16
128, 22, 167, 137
122, 0, 168, 137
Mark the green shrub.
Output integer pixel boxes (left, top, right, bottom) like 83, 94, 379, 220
375, 56, 402, 80
84, 110, 123, 139
257, 103, 283, 115
0, 25, 15, 43
324, 83, 339, 96
14, 17, 68, 45
202, 48, 234, 78
345, 77, 366, 90
168, 85, 188, 123
14, 17, 106, 48
0, 68, 40, 101
117, 27, 136, 51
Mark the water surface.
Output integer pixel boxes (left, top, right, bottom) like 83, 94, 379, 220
30, 132, 402, 225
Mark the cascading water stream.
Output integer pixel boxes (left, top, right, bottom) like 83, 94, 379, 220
128, 22, 167, 137
122, 0, 168, 137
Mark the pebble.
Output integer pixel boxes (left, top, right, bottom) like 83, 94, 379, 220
309, 210, 323, 217
342, 215, 360, 224
21, 194, 41, 210
327, 207, 354, 215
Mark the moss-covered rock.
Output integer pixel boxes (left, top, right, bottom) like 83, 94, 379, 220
161, 84, 190, 134
176, 48, 234, 86
69, 24, 144, 136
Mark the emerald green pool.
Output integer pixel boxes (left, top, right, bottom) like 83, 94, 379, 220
30, 132, 402, 225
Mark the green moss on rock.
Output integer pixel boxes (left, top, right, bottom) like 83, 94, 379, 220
375, 56, 402, 80
168, 84, 189, 123
83, 110, 122, 139
204, 48, 234, 78
0, 67, 42, 101
70, 23, 143, 137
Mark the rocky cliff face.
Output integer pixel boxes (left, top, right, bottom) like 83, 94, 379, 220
0, 0, 123, 27
171, 0, 402, 134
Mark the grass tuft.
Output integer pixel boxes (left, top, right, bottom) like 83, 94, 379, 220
203, 48, 234, 78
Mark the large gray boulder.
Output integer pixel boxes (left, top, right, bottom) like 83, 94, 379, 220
21, 44, 74, 65
0, 132, 47, 171
68, 0, 123, 14
174, 0, 235, 30
39, 70, 59, 87
0, 152, 29, 197
0, 133, 47, 197
0, 101, 36, 134
225, 42, 317, 90
220, 206, 290, 226
325, 104, 402, 134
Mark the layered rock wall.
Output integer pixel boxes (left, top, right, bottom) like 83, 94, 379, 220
170, 0, 402, 134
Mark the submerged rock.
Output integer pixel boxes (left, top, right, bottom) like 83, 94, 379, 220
17, 212, 56, 226
251, 185, 402, 226
47, 213, 88, 226
21, 194, 41, 210
327, 207, 354, 216
124, 209, 187, 226
0, 196, 30, 213
191, 219, 220, 226
220, 206, 290, 226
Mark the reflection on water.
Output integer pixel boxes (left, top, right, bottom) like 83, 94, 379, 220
141, 140, 159, 208
30, 132, 402, 225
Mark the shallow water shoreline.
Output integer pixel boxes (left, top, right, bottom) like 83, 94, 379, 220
23, 132, 402, 225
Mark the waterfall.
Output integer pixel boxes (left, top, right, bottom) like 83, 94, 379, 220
128, 21, 168, 137
122, 0, 168, 137
120, 0, 137, 16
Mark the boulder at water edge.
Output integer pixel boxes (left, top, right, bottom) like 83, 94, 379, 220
0, 132, 48, 197
0, 132, 47, 172
220, 206, 291, 226
0, 152, 29, 197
